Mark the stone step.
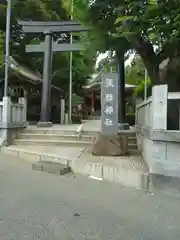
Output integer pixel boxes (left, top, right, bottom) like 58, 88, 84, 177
18, 133, 136, 145
22, 129, 79, 135
118, 130, 136, 137
18, 133, 96, 142
22, 129, 99, 136
82, 130, 100, 136
127, 137, 137, 144
1, 145, 149, 191
128, 143, 138, 150
15, 137, 137, 150
32, 161, 71, 176
13, 139, 93, 147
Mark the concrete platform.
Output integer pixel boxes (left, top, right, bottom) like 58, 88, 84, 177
1, 144, 148, 191
1, 145, 85, 165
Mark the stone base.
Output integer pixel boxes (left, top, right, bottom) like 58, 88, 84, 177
118, 123, 129, 130
32, 161, 71, 175
37, 121, 52, 128
92, 134, 128, 156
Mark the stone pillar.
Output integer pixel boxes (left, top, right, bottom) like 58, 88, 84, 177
19, 97, 27, 125
2, 97, 11, 145
91, 91, 94, 113
65, 113, 69, 124
60, 99, 65, 124
2, 96, 11, 127
37, 31, 53, 127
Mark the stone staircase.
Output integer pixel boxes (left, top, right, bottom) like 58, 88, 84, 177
2, 127, 138, 151
13, 129, 97, 148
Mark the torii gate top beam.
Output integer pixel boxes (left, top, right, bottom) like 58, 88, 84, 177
18, 20, 81, 26
18, 20, 90, 33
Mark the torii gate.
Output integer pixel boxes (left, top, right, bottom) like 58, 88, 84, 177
18, 20, 89, 127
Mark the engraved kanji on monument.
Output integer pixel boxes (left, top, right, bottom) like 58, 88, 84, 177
101, 73, 118, 135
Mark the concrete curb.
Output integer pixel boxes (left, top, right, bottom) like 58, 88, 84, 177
71, 159, 149, 191
1, 147, 69, 165
1, 146, 149, 191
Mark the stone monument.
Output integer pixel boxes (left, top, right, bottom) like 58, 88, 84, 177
92, 73, 128, 156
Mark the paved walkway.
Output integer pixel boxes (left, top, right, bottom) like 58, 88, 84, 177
0, 153, 180, 239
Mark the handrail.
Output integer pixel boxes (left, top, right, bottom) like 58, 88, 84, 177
136, 85, 180, 131
136, 97, 152, 109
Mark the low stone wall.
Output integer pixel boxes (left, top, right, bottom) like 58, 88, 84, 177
0, 128, 19, 146
0, 97, 27, 146
135, 85, 180, 196
136, 126, 180, 178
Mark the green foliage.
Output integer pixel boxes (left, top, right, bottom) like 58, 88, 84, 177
134, 78, 152, 99
88, 0, 180, 90
126, 55, 145, 85
0, 0, 96, 94
72, 93, 84, 107
0, 31, 4, 69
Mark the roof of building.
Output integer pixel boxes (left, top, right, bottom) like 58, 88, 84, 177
8, 56, 64, 93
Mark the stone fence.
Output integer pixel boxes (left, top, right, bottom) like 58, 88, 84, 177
135, 84, 180, 179
0, 97, 27, 146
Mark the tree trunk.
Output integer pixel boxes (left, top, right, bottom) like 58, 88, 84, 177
141, 57, 160, 85
133, 37, 160, 85
146, 56, 180, 130
134, 36, 180, 90
160, 57, 180, 91
135, 37, 180, 129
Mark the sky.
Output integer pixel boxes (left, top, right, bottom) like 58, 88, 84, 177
96, 51, 135, 68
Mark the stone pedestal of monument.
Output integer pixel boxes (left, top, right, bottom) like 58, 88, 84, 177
92, 134, 128, 156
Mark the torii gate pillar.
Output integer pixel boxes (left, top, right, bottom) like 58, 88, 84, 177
37, 31, 53, 127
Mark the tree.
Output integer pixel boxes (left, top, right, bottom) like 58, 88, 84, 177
95, 51, 144, 85
88, 0, 180, 91
126, 54, 145, 85
0, 0, 96, 94
0, 31, 4, 71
